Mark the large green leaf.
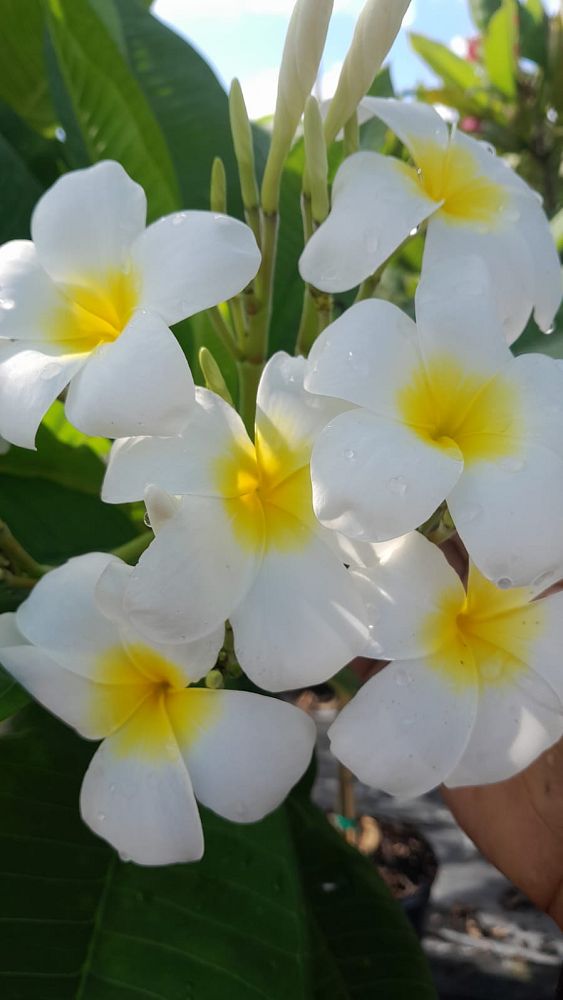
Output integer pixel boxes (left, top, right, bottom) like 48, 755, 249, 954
0, 706, 436, 999
410, 33, 485, 96
45, 0, 179, 220
484, 0, 518, 98
113, 0, 243, 215
0, 706, 310, 999
0, 128, 43, 242
0, 0, 55, 133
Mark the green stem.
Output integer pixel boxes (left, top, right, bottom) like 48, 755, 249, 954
295, 285, 333, 357
0, 520, 46, 578
236, 359, 264, 437
229, 295, 247, 348
301, 192, 313, 244
244, 211, 278, 360
208, 307, 243, 361
111, 532, 153, 565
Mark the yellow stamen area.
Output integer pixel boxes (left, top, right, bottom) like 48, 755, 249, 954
46, 267, 139, 353
412, 139, 507, 225
92, 643, 220, 760
420, 564, 544, 690
214, 423, 315, 554
397, 354, 521, 465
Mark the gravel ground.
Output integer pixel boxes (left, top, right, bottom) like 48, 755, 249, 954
312, 706, 563, 1000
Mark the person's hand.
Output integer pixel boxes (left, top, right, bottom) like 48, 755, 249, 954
442, 737, 563, 929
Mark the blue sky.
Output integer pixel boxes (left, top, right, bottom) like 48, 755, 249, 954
153, 0, 560, 117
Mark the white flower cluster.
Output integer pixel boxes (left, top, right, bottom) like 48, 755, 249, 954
0, 1, 562, 867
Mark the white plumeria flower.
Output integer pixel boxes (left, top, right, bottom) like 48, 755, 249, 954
101, 352, 369, 691
330, 531, 563, 796
305, 256, 563, 588
300, 98, 561, 343
0, 552, 315, 865
0, 161, 260, 448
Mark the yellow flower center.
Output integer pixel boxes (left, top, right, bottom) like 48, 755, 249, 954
215, 424, 315, 553
421, 565, 544, 690
409, 138, 507, 225
92, 642, 220, 759
47, 266, 139, 353
397, 353, 521, 465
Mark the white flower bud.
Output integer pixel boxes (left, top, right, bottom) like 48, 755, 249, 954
324, 0, 412, 144
262, 0, 333, 213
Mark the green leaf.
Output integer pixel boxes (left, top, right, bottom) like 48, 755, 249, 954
0, 131, 43, 242
469, 0, 502, 30
550, 206, 563, 253
113, 0, 244, 215
512, 301, 563, 358
289, 790, 437, 999
0, 0, 55, 133
410, 33, 485, 96
0, 666, 29, 721
484, 0, 518, 98
518, 0, 548, 68
0, 403, 109, 497
0, 706, 310, 999
45, 0, 180, 220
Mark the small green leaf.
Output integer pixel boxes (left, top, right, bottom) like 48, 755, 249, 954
410, 33, 485, 97
469, 0, 502, 30
484, 0, 518, 98
46, 0, 180, 220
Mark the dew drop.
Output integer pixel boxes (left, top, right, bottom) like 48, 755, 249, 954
496, 577, 513, 590
395, 668, 413, 687
172, 212, 188, 226
119, 852, 132, 863
545, 324, 555, 336
97, 812, 106, 822
0, 297, 15, 310
143, 511, 152, 528
481, 141, 496, 156
500, 456, 524, 473
344, 448, 356, 461
40, 363, 63, 380
454, 502, 482, 525
533, 570, 553, 592
409, 226, 419, 237
319, 269, 337, 285
387, 476, 407, 496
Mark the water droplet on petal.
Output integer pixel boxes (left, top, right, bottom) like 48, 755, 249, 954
454, 503, 482, 525
481, 141, 496, 156
97, 812, 106, 822
40, 363, 64, 380
172, 212, 188, 226
119, 852, 132, 862
143, 511, 152, 528
533, 570, 553, 592
344, 449, 356, 461
395, 668, 413, 687
496, 577, 513, 590
387, 476, 407, 496
500, 457, 524, 473
545, 324, 555, 336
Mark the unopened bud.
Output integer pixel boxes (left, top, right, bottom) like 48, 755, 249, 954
303, 97, 329, 225
229, 79, 260, 213
324, 0, 411, 145
262, 0, 333, 213
210, 157, 227, 214
205, 669, 224, 689
198, 346, 233, 405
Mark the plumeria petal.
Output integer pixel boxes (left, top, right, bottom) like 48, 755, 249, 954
31, 161, 146, 285
514, 194, 562, 334
102, 388, 253, 504
0, 638, 147, 740
305, 297, 420, 414
132, 211, 260, 326
123, 494, 262, 643
230, 516, 369, 690
65, 311, 195, 438
329, 654, 479, 798
446, 669, 563, 787
80, 698, 204, 865
424, 214, 536, 345
352, 531, 466, 660
310, 408, 463, 541
0, 241, 84, 342
169, 689, 316, 822
359, 96, 450, 160
0, 342, 86, 449
255, 352, 347, 485
299, 152, 436, 292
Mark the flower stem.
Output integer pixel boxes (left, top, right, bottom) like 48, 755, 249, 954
0, 520, 46, 578
236, 359, 263, 437
209, 307, 243, 361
